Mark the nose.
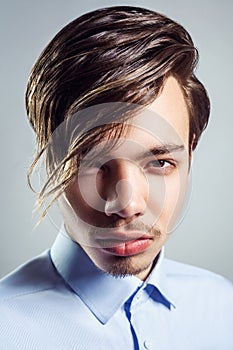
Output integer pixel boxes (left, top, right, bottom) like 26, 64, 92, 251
103, 160, 148, 219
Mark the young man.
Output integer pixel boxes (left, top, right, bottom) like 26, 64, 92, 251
0, 6, 232, 349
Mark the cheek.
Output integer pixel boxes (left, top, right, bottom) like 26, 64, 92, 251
65, 175, 107, 226
64, 181, 93, 221
77, 173, 106, 214
147, 175, 166, 217
147, 171, 188, 230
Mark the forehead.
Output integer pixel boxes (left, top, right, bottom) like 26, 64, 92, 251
51, 76, 189, 162
106, 76, 189, 152
145, 76, 189, 146
78, 77, 189, 160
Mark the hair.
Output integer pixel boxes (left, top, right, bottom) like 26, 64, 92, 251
25, 5, 210, 218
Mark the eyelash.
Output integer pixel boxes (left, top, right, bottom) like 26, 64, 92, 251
145, 159, 176, 175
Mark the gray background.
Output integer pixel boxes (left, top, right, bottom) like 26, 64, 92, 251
1, 0, 232, 281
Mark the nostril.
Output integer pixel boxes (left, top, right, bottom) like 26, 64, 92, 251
105, 179, 148, 218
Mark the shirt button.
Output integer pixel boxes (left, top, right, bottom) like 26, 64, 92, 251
136, 290, 143, 300
144, 340, 152, 349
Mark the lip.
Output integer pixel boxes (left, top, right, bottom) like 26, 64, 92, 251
96, 231, 153, 242
98, 236, 153, 257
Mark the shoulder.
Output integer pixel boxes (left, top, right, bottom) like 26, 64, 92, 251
164, 257, 233, 286
164, 257, 232, 280
163, 257, 233, 304
0, 250, 60, 301
161, 259, 233, 347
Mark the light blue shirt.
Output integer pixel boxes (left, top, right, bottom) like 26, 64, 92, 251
0, 230, 233, 350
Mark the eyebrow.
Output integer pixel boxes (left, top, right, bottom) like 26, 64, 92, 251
135, 144, 185, 161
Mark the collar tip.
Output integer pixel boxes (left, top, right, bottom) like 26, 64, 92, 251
170, 302, 176, 310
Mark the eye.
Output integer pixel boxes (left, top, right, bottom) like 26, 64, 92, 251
148, 159, 170, 167
145, 159, 176, 175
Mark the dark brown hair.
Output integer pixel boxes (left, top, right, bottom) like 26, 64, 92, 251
25, 6, 210, 217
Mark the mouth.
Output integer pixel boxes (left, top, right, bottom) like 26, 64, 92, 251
96, 232, 153, 257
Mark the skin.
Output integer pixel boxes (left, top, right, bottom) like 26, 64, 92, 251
58, 76, 191, 281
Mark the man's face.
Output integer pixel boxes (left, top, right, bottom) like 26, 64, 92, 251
58, 76, 190, 280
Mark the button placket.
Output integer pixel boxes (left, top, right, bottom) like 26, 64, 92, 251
136, 290, 143, 300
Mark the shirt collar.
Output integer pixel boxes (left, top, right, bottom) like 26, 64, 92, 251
146, 249, 176, 309
50, 227, 175, 324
